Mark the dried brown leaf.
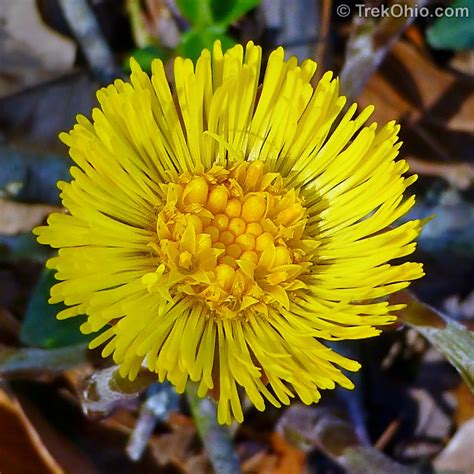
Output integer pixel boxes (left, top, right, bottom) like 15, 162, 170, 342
0, 199, 62, 236
340, 0, 428, 103
359, 40, 474, 172
0, 385, 63, 474
149, 422, 197, 469
81, 366, 155, 417
434, 418, 474, 473
277, 405, 417, 474
0, 0, 76, 98
451, 382, 474, 426
360, 41, 474, 133
450, 50, 474, 76
270, 432, 306, 474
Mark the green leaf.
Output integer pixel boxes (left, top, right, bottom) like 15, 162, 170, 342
0, 344, 88, 376
20, 268, 92, 349
179, 27, 236, 62
210, 0, 261, 27
176, 0, 213, 27
395, 292, 474, 393
124, 46, 169, 74
176, 0, 261, 28
426, 0, 474, 50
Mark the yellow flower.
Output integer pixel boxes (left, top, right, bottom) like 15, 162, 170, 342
34, 41, 423, 424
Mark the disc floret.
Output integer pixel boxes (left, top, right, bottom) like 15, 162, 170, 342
145, 161, 311, 319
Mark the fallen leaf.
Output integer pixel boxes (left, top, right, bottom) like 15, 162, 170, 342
65, 406, 169, 473
444, 290, 474, 321
340, 1, 424, 103
270, 432, 306, 474
434, 418, 474, 473
360, 40, 474, 133
149, 422, 198, 469
81, 366, 155, 417
102, 408, 202, 472
253, 454, 280, 474
392, 292, 474, 393
241, 448, 275, 473
450, 50, 474, 76
0, 73, 98, 153
0, 199, 61, 236
341, 446, 418, 474
450, 382, 474, 426
16, 391, 102, 474
0, 146, 70, 205
0, 0, 76, 98
406, 157, 474, 190
359, 40, 474, 167
408, 388, 453, 439
184, 454, 213, 473
0, 271, 21, 313
277, 405, 414, 474
0, 384, 63, 474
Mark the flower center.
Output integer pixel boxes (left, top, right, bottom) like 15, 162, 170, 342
144, 161, 311, 319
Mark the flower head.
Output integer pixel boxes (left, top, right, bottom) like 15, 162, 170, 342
35, 41, 423, 424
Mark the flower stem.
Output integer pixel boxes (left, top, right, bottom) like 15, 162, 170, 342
186, 384, 241, 474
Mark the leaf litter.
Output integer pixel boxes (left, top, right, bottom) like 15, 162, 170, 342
0, 1, 473, 473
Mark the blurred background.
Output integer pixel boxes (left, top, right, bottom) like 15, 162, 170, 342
0, 0, 473, 473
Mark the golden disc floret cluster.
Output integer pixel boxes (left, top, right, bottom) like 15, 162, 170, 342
144, 161, 311, 319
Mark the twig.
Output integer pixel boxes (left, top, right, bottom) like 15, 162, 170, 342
126, 404, 159, 461
339, 0, 428, 103
126, 383, 180, 461
186, 384, 242, 474
374, 419, 401, 450
312, 0, 332, 85
57, 0, 122, 84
